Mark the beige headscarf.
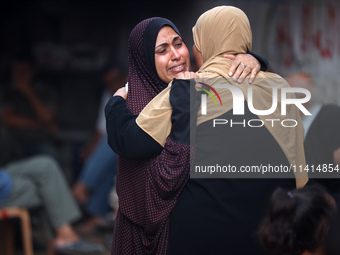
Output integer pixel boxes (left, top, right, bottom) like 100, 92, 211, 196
136, 6, 308, 188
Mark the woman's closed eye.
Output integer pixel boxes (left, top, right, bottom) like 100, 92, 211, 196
156, 48, 167, 54
174, 38, 183, 48
175, 42, 183, 48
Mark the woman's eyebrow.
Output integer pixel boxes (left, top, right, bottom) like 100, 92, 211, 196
155, 36, 181, 49
155, 42, 169, 49
172, 36, 180, 42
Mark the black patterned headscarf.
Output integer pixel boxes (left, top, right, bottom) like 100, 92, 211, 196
126, 17, 181, 114
112, 18, 191, 255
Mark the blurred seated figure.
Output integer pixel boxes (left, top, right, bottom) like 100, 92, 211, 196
72, 67, 125, 233
0, 155, 105, 254
0, 61, 60, 162
260, 185, 336, 255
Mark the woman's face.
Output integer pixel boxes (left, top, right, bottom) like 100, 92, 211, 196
155, 26, 190, 84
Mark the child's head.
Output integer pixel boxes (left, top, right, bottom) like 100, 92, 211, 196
260, 185, 336, 255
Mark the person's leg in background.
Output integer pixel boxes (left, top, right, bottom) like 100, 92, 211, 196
1, 155, 105, 253
72, 135, 118, 232
85, 171, 115, 225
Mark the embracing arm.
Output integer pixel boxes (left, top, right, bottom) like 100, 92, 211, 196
105, 96, 163, 159
105, 76, 197, 160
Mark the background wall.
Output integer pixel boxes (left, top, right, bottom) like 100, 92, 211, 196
2, 0, 338, 102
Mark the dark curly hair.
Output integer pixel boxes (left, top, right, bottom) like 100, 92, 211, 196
259, 185, 336, 255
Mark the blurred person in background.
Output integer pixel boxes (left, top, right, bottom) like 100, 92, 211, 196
72, 66, 126, 233
0, 155, 105, 254
260, 185, 336, 255
0, 60, 60, 162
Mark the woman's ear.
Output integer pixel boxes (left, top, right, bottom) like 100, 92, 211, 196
192, 44, 203, 68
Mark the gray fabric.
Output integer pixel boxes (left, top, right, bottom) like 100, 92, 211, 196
0, 156, 81, 234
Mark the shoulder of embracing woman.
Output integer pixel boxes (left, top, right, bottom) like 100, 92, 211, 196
136, 83, 173, 147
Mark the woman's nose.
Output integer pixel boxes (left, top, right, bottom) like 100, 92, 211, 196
170, 47, 181, 61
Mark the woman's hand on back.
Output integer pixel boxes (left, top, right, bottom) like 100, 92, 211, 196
176, 71, 199, 80
176, 71, 203, 82
224, 53, 261, 84
113, 87, 127, 100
